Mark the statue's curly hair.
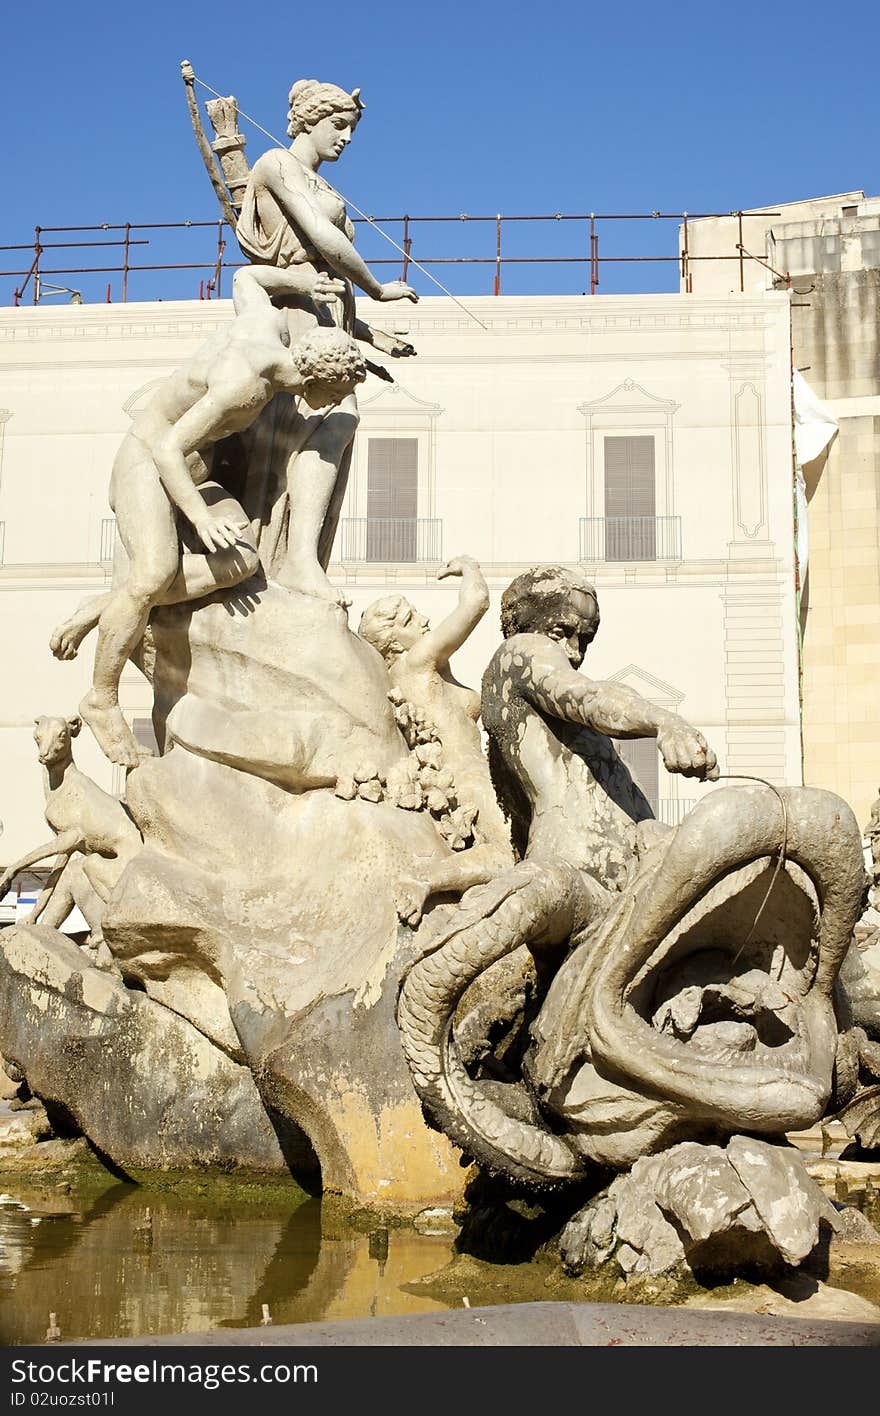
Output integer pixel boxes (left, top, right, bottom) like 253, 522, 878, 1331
500, 565, 598, 639
358, 595, 410, 659
291, 327, 367, 390
287, 79, 364, 139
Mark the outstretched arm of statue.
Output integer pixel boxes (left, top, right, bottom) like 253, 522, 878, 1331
352, 319, 417, 358
260, 155, 418, 304
151, 388, 257, 554
516, 640, 719, 781
232, 264, 347, 315
0, 829, 83, 897
408, 557, 490, 673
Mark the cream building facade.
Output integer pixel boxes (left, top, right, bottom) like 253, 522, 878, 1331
686, 193, 880, 823
0, 290, 799, 867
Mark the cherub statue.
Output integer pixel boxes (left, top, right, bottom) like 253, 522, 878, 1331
358, 556, 513, 923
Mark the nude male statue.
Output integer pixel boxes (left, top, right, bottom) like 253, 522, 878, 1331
50, 265, 367, 768
482, 564, 719, 891
395, 565, 721, 1169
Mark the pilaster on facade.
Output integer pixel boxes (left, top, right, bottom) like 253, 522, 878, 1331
721, 581, 788, 783
0, 409, 11, 497
723, 358, 774, 558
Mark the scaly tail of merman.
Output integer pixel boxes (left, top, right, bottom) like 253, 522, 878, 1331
396, 860, 591, 1188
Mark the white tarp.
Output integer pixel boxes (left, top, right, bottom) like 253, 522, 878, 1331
792, 370, 839, 582
793, 369, 838, 467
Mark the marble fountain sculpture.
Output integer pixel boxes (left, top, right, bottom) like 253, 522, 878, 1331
0, 67, 873, 1286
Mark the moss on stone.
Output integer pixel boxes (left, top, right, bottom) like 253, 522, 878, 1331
397, 1246, 716, 1310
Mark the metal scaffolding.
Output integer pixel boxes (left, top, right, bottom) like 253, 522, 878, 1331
0, 210, 787, 307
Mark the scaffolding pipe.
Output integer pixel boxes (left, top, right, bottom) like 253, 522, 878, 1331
122, 222, 131, 302
0, 210, 787, 305
493, 214, 502, 296
402, 215, 411, 283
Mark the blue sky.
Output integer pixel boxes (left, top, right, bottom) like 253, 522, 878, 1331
4, 0, 879, 302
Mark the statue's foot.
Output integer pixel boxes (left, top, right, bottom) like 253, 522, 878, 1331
277, 560, 351, 609
50, 608, 97, 661
396, 876, 431, 928
79, 692, 142, 768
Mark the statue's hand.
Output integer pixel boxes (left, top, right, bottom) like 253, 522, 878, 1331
192, 512, 252, 554
365, 327, 417, 358
396, 877, 430, 928
377, 280, 419, 304
657, 722, 719, 781
310, 272, 347, 305
0, 870, 14, 898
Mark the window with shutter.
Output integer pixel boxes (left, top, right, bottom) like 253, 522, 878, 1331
604, 435, 656, 560
617, 737, 659, 814
366, 438, 418, 561
132, 717, 158, 755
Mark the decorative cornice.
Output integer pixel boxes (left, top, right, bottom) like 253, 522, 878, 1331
607, 663, 685, 705
0, 349, 772, 374
578, 378, 681, 416
359, 381, 444, 416
0, 555, 787, 587
0, 292, 789, 346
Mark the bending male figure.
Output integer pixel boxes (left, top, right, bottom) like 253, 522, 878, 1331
51, 266, 367, 767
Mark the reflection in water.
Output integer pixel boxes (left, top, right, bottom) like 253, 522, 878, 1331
0, 1185, 454, 1345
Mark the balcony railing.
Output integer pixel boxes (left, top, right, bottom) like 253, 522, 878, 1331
100, 517, 117, 563
338, 518, 443, 564
657, 798, 697, 827
580, 516, 681, 563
